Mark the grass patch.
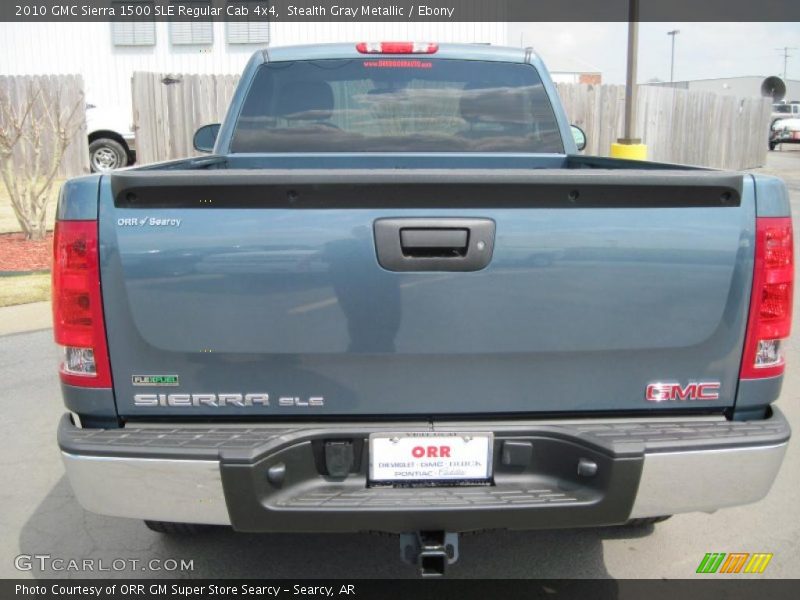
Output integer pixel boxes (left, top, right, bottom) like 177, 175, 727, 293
0, 272, 51, 307
0, 180, 62, 234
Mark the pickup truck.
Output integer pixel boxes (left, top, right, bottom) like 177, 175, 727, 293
86, 103, 136, 172
54, 42, 793, 577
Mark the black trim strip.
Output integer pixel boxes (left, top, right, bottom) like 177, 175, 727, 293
111, 169, 743, 210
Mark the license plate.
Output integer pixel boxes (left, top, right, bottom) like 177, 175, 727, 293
369, 432, 493, 483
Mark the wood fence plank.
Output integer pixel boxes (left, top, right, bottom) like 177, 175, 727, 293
0, 73, 88, 179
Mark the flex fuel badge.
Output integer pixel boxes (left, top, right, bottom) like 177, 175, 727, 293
132, 375, 180, 386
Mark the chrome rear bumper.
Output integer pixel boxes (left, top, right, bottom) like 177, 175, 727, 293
629, 442, 787, 518
61, 454, 229, 525
59, 410, 790, 530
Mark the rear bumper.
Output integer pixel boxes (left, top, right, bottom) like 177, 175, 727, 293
58, 410, 790, 532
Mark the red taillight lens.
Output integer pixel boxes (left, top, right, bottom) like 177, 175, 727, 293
740, 217, 794, 379
52, 220, 112, 388
356, 42, 438, 54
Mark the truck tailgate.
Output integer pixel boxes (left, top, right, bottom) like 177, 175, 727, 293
100, 169, 753, 417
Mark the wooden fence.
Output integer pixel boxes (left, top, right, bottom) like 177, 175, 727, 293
132, 72, 239, 165
557, 83, 772, 170
132, 72, 772, 170
0, 74, 88, 178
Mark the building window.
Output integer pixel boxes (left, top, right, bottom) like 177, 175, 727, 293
170, 2, 213, 45
111, 2, 155, 46
226, 1, 270, 44
111, 22, 156, 46
170, 22, 214, 46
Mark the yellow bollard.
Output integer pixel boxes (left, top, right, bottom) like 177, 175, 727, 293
610, 143, 648, 161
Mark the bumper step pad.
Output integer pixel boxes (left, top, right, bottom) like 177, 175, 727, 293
278, 485, 587, 510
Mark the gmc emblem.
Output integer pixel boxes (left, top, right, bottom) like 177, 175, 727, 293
645, 382, 721, 402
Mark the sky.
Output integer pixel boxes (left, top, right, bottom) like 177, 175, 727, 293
509, 22, 800, 84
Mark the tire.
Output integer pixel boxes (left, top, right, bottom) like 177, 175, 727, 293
144, 520, 212, 535
623, 515, 672, 527
89, 138, 128, 173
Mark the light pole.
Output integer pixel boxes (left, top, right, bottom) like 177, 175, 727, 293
777, 47, 796, 81
667, 30, 680, 83
611, 0, 647, 160
623, 11, 639, 144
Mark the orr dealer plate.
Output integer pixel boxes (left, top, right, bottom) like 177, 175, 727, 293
369, 432, 493, 484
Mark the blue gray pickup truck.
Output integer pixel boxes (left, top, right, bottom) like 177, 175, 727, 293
53, 43, 793, 576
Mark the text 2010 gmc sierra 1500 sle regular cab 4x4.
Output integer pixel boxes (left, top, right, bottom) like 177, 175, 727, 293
54, 43, 792, 576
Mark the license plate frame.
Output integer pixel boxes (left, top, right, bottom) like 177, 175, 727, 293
368, 431, 494, 485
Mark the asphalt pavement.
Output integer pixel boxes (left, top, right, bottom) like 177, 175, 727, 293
1, 150, 799, 579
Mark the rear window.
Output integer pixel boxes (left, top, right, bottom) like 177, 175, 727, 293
231, 59, 564, 153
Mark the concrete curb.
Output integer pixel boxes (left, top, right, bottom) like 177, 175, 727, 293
0, 301, 52, 336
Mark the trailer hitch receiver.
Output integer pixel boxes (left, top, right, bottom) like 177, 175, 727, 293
400, 531, 459, 577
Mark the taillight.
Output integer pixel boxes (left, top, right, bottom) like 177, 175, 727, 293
740, 217, 794, 379
356, 42, 439, 54
52, 220, 112, 387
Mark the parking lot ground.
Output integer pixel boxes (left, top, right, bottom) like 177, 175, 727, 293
1, 151, 799, 579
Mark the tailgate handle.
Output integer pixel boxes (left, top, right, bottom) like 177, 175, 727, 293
400, 228, 469, 257
374, 218, 495, 272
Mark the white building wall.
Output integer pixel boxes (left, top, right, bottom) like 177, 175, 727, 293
0, 21, 506, 129
685, 77, 800, 102
550, 73, 581, 84
648, 77, 800, 102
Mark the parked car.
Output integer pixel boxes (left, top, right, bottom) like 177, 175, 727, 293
86, 103, 135, 172
54, 43, 792, 577
770, 117, 800, 150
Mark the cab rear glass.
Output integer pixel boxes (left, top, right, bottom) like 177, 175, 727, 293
231, 59, 564, 153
